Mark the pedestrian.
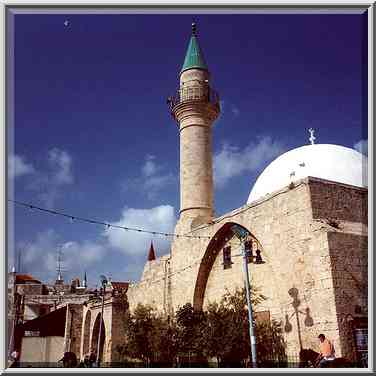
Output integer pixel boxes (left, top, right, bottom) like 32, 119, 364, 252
316, 334, 335, 367
84, 354, 91, 367
89, 351, 96, 367
59, 352, 77, 367
10, 349, 20, 368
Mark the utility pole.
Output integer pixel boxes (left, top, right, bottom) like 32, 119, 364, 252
232, 225, 263, 368
241, 240, 257, 367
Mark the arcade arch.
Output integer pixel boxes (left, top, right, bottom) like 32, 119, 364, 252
82, 310, 91, 357
91, 313, 106, 363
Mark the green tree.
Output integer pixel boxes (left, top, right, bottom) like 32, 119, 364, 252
117, 287, 286, 368
120, 303, 155, 366
255, 320, 287, 366
149, 315, 179, 366
202, 287, 269, 367
175, 303, 207, 366
117, 304, 179, 367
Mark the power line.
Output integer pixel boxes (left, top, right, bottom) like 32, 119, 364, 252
8, 199, 211, 240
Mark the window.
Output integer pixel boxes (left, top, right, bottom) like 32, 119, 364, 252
223, 246, 232, 269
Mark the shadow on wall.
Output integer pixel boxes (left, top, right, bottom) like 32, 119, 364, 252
284, 288, 314, 350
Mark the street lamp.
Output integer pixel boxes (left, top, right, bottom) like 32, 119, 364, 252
232, 225, 263, 368
96, 274, 108, 367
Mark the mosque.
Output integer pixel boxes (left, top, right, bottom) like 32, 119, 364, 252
17, 23, 368, 366
118, 22, 368, 363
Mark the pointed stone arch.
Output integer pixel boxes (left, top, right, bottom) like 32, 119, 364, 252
193, 221, 263, 311
91, 312, 106, 362
82, 310, 91, 357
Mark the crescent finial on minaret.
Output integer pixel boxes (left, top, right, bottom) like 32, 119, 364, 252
192, 22, 197, 35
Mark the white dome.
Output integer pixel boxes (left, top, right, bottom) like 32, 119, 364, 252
247, 144, 368, 204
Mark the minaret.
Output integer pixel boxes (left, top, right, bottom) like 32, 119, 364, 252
82, 271, 87, 288
169, 23, 220, 230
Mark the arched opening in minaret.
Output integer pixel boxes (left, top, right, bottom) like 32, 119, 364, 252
91, 313, 106, 362
193, 221, 263, 311
82, 310, 91, 358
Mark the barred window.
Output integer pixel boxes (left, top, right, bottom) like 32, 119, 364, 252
223, 246, 232, 269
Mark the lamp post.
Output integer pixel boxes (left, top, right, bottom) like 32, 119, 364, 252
232, 225, 263, 368
96, 275, 107, 367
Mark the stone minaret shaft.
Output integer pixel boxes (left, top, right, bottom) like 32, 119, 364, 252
169, 23, 220, 227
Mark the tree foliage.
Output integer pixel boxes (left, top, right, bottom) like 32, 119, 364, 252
117, 304, 179, 366
118, 287, 286, 367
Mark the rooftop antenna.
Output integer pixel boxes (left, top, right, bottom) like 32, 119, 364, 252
17, 248, 22, 274
308, 128, 316, 145
55, 246, 65, 285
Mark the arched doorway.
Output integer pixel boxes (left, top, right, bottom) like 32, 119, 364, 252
91, 313, 106, 363
82, 310, 91, 357
193, 221, 263, 311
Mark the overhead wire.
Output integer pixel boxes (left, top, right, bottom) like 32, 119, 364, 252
8, 199, 211, 240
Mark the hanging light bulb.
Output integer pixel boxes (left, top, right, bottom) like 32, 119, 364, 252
255, 249, 263, 264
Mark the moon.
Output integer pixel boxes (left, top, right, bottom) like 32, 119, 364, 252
64, 20, 69, 27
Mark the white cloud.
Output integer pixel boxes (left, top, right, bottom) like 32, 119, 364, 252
48, 148, 74, 185
142, 154, 158, 177
213, 136, 285, 188
12, 205, 176, 284
103, 205, 177, 257
14, 229, 107, 282
218, 100, 240, 118
124, 155, 175, 200
354, 139, 368, 156
28, 148, 74, 208
8, 155, 35, 179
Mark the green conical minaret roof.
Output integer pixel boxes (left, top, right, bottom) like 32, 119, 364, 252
181, 23, 208, 74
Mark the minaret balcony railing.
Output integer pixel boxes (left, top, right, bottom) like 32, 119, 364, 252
168, 86, 220, 112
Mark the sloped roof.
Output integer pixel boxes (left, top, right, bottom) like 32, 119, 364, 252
181, 23, 208, 73
110, 282, 129, 292
15, 274, 41, 284
20, 306, 66, 337
147, 241, 156, 261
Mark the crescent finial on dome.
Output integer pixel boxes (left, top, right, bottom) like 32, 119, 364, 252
308, 128, 316, 145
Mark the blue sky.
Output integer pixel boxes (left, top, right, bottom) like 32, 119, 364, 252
8, 12, 368, 287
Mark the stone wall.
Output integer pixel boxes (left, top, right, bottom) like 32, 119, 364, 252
179, 179, 340, 356
327, 232, 368, 361
64, 304, 83, 356
309, 178, 367, 224
109, 301, 128, 362
16, 284, 43, 296
120, 177, 368, 360
80, 294, 128, 363
53, 177, 366, 364
127, 255, 171, 314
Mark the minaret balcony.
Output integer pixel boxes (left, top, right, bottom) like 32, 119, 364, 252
167, 85, 220, 115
